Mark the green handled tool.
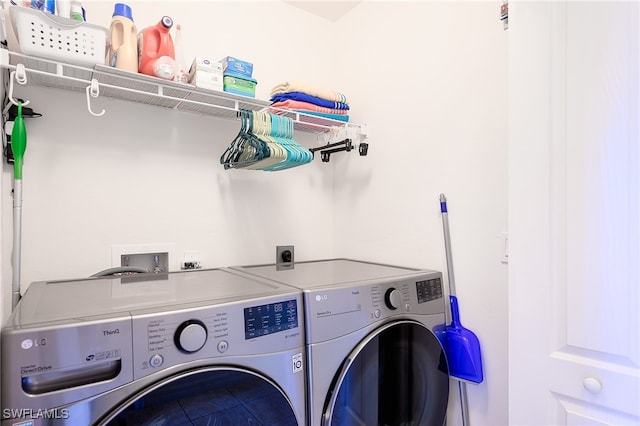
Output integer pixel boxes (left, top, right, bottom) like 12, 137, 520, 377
12, 102, 27, 309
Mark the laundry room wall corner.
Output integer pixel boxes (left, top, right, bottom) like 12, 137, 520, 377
331, 2, 509, 425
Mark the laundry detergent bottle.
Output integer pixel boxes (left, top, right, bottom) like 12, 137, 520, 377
107, 3, 138, 72
138, 16, 176, 79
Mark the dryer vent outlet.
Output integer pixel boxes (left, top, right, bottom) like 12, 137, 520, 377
276, 245, 294, 271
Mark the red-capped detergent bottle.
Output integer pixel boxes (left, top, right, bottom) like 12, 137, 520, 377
138, 16, 176, 78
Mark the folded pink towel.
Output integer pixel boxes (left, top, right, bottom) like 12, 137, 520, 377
270, 80, 348, 104
271, 100, 349, 115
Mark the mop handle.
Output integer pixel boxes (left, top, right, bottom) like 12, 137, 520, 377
439, 193, 470, 426
12, 180, 22, 309
12, 101, 27, 310
439, 193, 457, 295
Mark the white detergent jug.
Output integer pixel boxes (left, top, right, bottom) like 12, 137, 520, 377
107, 3, 137, 73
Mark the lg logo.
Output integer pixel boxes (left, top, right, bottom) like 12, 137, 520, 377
315, 294, 328, 302
21, 338, 46, 349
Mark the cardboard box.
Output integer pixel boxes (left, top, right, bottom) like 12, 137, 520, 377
220, 56, 253, 79
188, 57, 223, 91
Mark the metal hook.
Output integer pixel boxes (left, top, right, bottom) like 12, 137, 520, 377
8, 64, 30, 107
85, 78, 105, 117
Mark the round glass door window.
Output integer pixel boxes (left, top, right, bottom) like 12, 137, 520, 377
324, 321, 449, 426
102, 368, 297, 426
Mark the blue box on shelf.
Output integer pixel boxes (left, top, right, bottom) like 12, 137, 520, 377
220, 56, 253, 78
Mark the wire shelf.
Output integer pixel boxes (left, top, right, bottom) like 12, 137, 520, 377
1, 50, 365, 136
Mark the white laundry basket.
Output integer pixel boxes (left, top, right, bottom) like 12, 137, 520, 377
9, 6, 108, 67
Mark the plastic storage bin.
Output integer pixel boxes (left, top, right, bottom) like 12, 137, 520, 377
9, 6, 109, 67
223, 73, 257, 97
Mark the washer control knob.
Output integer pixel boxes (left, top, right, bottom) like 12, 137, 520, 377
384, 288, 401, 310
174, 320, 207, 353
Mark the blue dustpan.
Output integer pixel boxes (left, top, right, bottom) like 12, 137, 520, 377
436, 193, 484, 386
439, 295, 483, 383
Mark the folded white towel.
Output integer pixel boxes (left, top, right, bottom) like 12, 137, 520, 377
270, 80, 348, 104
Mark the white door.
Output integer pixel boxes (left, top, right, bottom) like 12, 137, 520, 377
508, 1, 639, 425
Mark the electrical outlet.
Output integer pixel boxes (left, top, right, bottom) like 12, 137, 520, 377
181, 251, 201, 270
276, 245, 294, 271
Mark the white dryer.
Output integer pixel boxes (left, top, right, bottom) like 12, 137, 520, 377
232, 258, 450, 426
1, 268, 306, 425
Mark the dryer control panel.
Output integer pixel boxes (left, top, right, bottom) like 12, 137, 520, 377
415, 278, 444, 304
303, 271, 445, 344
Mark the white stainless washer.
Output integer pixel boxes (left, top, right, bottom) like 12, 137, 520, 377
232, 258, 450, 426
1, 268, 306, 426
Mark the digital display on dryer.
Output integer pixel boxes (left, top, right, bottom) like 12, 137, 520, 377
416, 278, 443, 303
244, 299, 298, 340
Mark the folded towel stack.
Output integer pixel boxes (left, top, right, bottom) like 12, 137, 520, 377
270, 80, 350, 123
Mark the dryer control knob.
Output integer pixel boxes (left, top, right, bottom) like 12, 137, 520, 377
174, 320, 207, 353
384, 288, 401, 310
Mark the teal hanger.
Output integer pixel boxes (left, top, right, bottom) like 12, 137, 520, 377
221, 110, 312, 171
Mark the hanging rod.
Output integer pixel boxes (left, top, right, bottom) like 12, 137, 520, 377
0, 50, 367, 136
309, 138, 369, 162
309, 138, 353, 154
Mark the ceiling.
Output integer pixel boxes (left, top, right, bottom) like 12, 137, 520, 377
282, 1, 361, 22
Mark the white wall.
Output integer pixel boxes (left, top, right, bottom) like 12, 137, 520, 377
333, 2, 509, 425
1, 0, 342, 300
0, 1, 508, 425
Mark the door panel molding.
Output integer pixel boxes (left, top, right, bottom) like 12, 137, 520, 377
509, 1, 639, 423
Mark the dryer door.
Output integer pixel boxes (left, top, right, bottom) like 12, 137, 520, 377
98, 367, 298, 426
323, 320, 449, 426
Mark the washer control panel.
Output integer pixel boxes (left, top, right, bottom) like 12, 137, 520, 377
243, 299, 299, 340
131, 294, 303, 380
304, 271, 444, 344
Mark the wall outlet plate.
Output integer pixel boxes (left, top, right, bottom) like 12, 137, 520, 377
182, 250, 201, 270
276, 245, 294, 271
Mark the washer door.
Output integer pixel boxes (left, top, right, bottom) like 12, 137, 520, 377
99, 367, 298, 426
323, 320, 449, 426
